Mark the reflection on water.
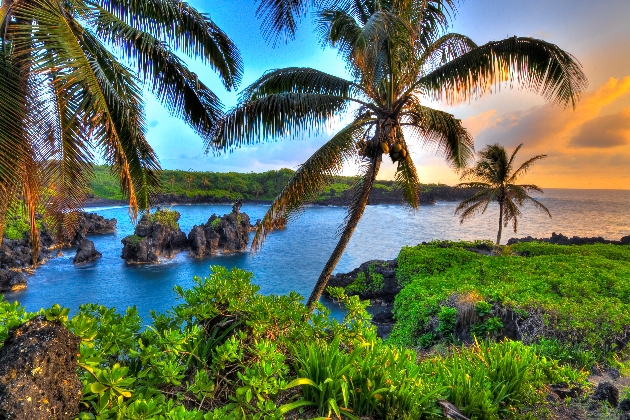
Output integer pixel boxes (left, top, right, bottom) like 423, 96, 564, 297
6, 188, 629, 322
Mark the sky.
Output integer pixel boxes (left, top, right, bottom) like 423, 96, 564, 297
142, 0, 630, 189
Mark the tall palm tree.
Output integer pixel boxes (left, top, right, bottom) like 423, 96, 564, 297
0, 0, 242, 261
456, 143, 551, 246
210, 0, 587, 309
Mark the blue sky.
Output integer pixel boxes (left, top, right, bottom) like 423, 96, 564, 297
143, 0, 630, 188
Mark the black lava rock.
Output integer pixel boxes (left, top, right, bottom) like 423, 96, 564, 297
591, 381, 619, 407
73, 238, 102, 265
0, 316, 82, 419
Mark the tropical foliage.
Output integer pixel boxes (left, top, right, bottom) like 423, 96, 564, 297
389, 241, 630, 361
88, 164, 456, 203
0, 0, 242, 260
456, 144, 551, 245
209, 0, 587, 309
0, 266, 586, 419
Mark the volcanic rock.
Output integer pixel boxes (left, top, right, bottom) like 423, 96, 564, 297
71, 212, 117, 244
591, 381, 619, 407
188, 204, 251, 258
0, 269, 27, 292
325, 259, 400, 303
121, 211, 189, 263
73, 238, 102, 265
0, 316, 82, 419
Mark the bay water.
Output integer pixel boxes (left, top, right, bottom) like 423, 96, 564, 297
5, 188, 629, 321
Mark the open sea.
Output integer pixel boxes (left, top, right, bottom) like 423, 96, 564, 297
5, 188, 629, 321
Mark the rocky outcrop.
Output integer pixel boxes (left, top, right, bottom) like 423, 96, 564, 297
0, 316, 82, 419
325, 259, 400, 303
121, 211, 189, 264
508, 232, 630, 246
71, 212, 117, 244
0, 239, 50, 271
73, 239, 102, 265
188, 201, 251, 258
0, 269, 27, 292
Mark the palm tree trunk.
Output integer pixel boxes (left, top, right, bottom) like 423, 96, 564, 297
496, 200, 503, 246
306, 157, 381, 311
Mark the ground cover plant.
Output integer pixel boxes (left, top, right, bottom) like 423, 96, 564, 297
0, 266, 585, 419
390, 242, 630, 365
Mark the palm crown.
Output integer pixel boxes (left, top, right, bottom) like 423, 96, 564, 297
212, 0, 586, 308
456, 143, 551, 245
0, 0, 242, 259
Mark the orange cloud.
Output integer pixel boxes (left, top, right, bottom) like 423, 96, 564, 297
460, 76, 630, 189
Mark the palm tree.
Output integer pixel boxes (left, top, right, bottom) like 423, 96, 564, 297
169, 175, 176, 190
185, 176, 194, 191
455, 144, 551, 246
210, 0, 586, 309
0, 0, 242, 261
202, 176, 210, 189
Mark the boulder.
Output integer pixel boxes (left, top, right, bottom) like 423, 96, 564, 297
0, 269, 27, 292
188, 208, 251, 258
121, 210, 189, 264
0, 316, 82, 419
591, 381, 619, 407
73, 239, 102, 265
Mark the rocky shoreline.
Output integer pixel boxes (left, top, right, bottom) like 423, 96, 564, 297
0, 212, 116, 292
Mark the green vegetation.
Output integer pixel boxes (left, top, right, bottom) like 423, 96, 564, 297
0, 267, 586, 419
456, 144, 551, 245
89, 165, 403, 203
345, 263, 386, 295
389, 242, 630, 363
149, 208, 180, 229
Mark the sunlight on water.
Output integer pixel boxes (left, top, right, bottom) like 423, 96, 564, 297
5, 189, 629, 322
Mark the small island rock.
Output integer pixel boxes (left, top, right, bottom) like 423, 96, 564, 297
0, 316, 82, 420
121, 210, 189, 263
73, 238, 102, 265
188, 208, 251, 258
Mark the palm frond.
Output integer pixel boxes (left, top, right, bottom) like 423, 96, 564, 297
255, 0, 310, 46
507, 153, 547, 183
251, 119, 366, 251
209, 93, 348, 152
240, 67, 362, 101
392, 131, 420, 208
402, 98, 474, 168
91, 7, 224, 138
418, 36, 588, 108
89, 0, 242, 88
416, 33, 477, 74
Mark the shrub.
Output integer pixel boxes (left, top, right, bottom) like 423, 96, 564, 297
0, 266, 588, 419
389, 242, 630, 358
149, 208, 180, 229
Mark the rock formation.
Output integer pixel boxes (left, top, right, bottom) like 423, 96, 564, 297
121, 210, 189, 264
0, 316, 82, 419
508, 232, 630, 246
73, 239, 102, 265
188, 201, 251, 258
71, 212, 117, 244
0, 269, 27, 292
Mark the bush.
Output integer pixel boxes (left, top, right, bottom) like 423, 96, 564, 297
149, 209, 180, 229
389, 242, 630, 358
0, 267, 587, 419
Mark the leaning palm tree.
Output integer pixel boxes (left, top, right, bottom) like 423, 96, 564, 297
0, 0, 241, 261
210, 0, 586, 309
456, 144, 551, 246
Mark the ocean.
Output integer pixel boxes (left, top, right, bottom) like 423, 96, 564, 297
5, 188, 629, 321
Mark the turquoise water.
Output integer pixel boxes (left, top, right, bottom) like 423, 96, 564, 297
5, 189, 629, 321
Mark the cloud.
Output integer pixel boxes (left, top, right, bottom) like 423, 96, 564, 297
148, 120, 159, 128
458, 76, 630, 188
569, 108, 630, 148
